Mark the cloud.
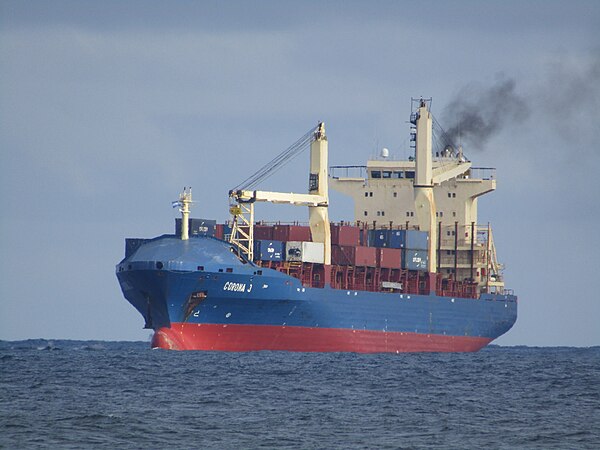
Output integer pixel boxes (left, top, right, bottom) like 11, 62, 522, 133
534, 51, 600, 150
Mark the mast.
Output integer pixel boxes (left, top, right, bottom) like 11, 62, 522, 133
308, 123, 331, 265
177, 187, 192, 241
412, 99, 437, 272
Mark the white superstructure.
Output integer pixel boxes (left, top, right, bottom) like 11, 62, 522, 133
329, 100, 505, 293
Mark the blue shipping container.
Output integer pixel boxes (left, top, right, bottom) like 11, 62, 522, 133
402, 249, 429, 271
368, 230, 389, 247
254, 240, 285, 261
175, 218, 217, 237
388, 230, 429, 250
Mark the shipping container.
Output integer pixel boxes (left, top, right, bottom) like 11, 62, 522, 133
215, 224, 224, 240
402, 249, 429, 271
388, 230, 429, 250
272, 225, 311, 242
368, 230, 388, 247
330, 224, 361, 246
253, 240, 285, 261
332, 245, 377, 267
285, 241, 324, 263
125, 238, 150, 258
376, 248, 402, 269
175, 218, 216, 237
254, 225, 274, 240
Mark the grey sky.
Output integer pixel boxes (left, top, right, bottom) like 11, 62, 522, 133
1, 0, 599, 346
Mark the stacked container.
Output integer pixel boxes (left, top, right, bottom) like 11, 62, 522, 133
217, 222, 428, 271
402, 250, 428, 271
253, 240, 285, 261
254, 225, 274, 240
330, 224, 361, 246
368, 229, 429, 249
376, 248, 402, 269
398, 231, 429, 271
285, 241, 324, 263
389, 230, 429, 249
332, 245, 377, 267
272, 225, 311, 242
368, 229, 389, 248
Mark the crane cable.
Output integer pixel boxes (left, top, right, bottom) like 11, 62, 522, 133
231, 124, 318, 192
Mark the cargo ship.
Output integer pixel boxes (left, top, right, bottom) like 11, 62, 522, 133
116, 99, 517, 352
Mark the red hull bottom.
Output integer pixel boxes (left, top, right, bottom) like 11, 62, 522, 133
151, 323, 492, 353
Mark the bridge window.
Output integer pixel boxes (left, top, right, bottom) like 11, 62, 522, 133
405, 171, 415, 179
392, 171, 403, 178
382, 171, 392, 178
371, 171, 381, 178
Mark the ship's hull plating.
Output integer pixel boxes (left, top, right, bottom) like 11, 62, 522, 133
116, 236, 517, 352
151, 324, 492, 352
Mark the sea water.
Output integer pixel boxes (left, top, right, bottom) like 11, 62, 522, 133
1, 341, 599, 449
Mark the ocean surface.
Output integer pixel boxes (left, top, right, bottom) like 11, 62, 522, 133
1, 341, 599, 449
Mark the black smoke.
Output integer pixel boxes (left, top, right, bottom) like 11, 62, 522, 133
440, 77, 530, 151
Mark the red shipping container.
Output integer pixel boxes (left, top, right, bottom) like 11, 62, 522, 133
254, 225, 274, 240
214, 224, 224, 240
377, 248, 402, 269
332, 245, 377, 267
273, 225, 311, 242
330, 224, 361, 246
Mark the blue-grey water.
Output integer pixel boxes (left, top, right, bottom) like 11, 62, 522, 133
1, 341, 599, 449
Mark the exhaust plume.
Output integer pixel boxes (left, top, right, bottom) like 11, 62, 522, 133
441, 78, 529, 151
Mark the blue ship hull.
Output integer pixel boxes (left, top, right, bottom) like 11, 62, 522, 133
116, 236, 517, 352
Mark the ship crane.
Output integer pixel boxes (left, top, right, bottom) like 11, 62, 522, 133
229, 123, 331, 265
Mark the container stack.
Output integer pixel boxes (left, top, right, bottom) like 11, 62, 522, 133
212, 221, 431, 272
368, 229, 429, 271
